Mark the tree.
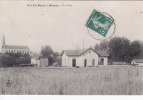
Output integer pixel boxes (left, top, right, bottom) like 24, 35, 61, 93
1, 54, 13, 67
99, 40, 109, 51
108, 37, 131, 62
53, 52, 60, 57
94, 37, 143, 63
53, 52, 61, 66
129, 40, 143, 60
41, 45, 54, 66
94, 40, 109, 51
41, 45, 53, 57
94, 44, 100, 51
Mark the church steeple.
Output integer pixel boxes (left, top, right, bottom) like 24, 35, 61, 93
2, 34, 5, 48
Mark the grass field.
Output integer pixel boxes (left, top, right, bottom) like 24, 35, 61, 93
0, 65, 143, 95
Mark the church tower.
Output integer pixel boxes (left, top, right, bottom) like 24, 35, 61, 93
2, 34, 5, 48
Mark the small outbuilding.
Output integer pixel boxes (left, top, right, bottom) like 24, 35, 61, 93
131, 59, 143, 66
31, 56, 49, 67
38, 57, 49, 67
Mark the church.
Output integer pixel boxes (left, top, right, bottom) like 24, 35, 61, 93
1, 35, 30, 54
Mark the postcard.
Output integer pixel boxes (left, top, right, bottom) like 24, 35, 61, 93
0, 0, 143, 95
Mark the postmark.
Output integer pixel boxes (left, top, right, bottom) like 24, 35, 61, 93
85, 9, 116, 40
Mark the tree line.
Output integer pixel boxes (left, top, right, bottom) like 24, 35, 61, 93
0, 45, 61, 67
0, 52, 31, 67
40, 37, 143, 65
0, 36, 142, 67
95, 37, 143, 63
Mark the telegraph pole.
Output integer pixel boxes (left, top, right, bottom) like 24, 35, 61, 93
83, 39, 84, 49
1, 68, 4, 94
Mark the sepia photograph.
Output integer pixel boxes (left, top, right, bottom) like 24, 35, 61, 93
0, 0, 143, 95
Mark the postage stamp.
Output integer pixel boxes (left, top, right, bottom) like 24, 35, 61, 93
85, 9, 114, 37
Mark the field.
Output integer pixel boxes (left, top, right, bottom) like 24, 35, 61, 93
0, 65, 143, 95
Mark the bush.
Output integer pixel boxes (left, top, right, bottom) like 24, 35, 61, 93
0, 53, 31, 67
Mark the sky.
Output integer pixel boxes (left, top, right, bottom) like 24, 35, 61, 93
0, 1, 143, 53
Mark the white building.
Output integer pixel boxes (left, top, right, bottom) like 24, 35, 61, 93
31, 57, 39, 66
61, 48, 109, 67
1, 34, 30, 54
131, 59, 143, 66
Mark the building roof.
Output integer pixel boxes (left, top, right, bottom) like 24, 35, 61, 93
132, 59, 143, 63
63, 49, 87, 56
31, 56, 39, 60
3, 45, 29, 50
61, 48, 109, 57
31, 54, 49, 60
95, 50, 109, 57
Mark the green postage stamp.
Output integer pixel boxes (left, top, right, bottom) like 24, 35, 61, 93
85, 9, 114, 37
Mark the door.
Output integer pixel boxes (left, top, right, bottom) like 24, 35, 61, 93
44, 59, 48, 67
101, 58, 104, 65
92, 59, 95, 66
84, 59, 87, 67
72, 59, 76, 67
